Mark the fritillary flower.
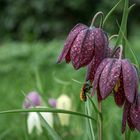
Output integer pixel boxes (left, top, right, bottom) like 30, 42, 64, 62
122, 94, 140, 133
93, 58, 138, 104
23, 91, 53, 135
86, 47, 121, 83
57, 23, 108, 70
56, 94, 72, 126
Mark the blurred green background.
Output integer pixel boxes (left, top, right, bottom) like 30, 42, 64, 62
0, 0, 140, 140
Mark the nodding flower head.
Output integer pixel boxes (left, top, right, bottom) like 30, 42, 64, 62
93, 58, 138, 104
23, 91, 41, 108
122, 94, 140, 133
85, 46, 120, 83
48, 98, 57, 108
57, 23, 108, 70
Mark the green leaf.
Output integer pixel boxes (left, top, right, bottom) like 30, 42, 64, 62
102, 0, 122, 27
85, 100, 95, 140
116, 0, 129, 46
87, 94, 100, 115
116, 22, 140, 72
0, 108, 96, 121
38, 113, 62, 140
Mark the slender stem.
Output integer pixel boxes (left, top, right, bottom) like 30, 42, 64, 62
86, 100, 96, 140
98, 101, 102, 140
119, 45, 123, 60
123, 132, 126, 140
109, 34, 118, 41
90, 12, 104, 28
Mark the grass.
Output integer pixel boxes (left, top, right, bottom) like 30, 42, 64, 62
0, 37, 139, 140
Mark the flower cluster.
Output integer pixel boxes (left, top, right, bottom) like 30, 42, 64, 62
23, 92, 72, 135
57, 22, 140, 133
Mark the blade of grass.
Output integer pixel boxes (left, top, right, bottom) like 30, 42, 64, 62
85, 100, 95, 140
0, 108, 96, 121
116, 22, 140, 72
87, 94, 100, 115
116, 0, 129, 46
102, 0, 122, 27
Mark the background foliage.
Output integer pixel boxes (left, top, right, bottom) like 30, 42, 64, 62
0, 0, 140, 139
0, 0, 140, 41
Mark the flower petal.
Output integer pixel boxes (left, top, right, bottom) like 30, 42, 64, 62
127, 110, 135, 131
130, 94, 140, 131
27, 112, 42, 135
99, 59, 121, 99
122, 101, 131, 133
122, 60, 136, 103
86, 57, 95, 83
114, 74, 125, 107
57, 23, 87, 63
94, 29, 108, 73
70, 28, 95, 69
93, 58, 111, 90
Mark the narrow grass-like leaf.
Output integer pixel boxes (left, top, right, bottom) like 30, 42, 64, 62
87, 94, 100, 115
116, 0, 129, 46
0, 108, 96, 121
117, 22, 140, 72
85, 101, 95, 140
102, 0, 122, 27
38, 113, 62, 140
128, 4, 136, 13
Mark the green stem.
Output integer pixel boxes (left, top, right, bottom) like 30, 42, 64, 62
98, 101, 102, 140
86, 101, 95, 140
90, 12, 104, 28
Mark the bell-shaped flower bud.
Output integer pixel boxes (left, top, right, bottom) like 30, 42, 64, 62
56, 94, 72, 126
23, 91, 41, 108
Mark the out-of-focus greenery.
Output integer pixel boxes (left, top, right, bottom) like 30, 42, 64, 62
0, 38, 139, 139
0, 0, 140, 41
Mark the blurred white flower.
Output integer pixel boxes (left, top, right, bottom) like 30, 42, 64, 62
27, 108, 54, 135
23, 92, 54, 135
40, 111, 54, 128
56, 94, 72, 126
27, 112, 42, 135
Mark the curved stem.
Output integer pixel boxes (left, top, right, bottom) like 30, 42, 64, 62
90, 11, 104, 28
109, 34, 119, 41
119, 45, 123, 60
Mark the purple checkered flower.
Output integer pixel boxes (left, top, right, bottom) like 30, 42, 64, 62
86, 47, 120, 83
122, 94, 140, 133
57, 23, 108, 70
93, 58, 138, 104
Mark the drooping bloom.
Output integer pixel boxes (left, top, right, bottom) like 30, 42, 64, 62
23, 91, 41, 108
57, 23, 108, 70
86, 46, 120, 83
93, 58, 138, 104
23, 92, 53, 135
27, 109, 54, 135
27, 112, 42, 135
122, 94, 140, 133
48, 98, 57, 108
56, 94, 72, 126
